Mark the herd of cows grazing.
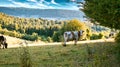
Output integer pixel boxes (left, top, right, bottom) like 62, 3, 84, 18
0, 30, 115, 49
0, 30, 84, 49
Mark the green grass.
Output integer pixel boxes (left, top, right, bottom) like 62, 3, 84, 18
0, 42, 119, 67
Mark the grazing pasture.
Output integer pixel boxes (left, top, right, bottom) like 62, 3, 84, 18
0, 42, 119, 67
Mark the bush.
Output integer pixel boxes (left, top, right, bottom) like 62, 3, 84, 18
52, 31, 63, 42
22, 33, 39, 41
40, 36, 47, 42
85, 28, 92, 40
90, 33, 103, 40
99, 33, 104, 39
47, 37, 53, 42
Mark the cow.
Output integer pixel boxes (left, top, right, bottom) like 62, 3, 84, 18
0, 35, 8, 49
63, 30, 84, 46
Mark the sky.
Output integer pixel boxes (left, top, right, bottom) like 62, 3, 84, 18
0, 0, 83, 10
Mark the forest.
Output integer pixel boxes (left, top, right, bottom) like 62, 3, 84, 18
0, 12, 66, 41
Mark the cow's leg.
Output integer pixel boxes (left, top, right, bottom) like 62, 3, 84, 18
0, 42, 2, 49
74, 38, 78, 45
5, 43, 8, 49
63, 40, 67, 46
3, 44, 4, 49
63, 33, 68, 47
2, 42, 5, 49
0, 44, 1, 49
2, 43, 4, 49
63, 38, 67, 47
74, 40, 77, 45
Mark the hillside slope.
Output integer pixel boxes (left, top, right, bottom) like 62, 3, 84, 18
1, 34, 25, 45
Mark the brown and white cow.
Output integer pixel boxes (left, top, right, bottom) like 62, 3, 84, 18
0, 35, 8, 49
63, 30, 84, 46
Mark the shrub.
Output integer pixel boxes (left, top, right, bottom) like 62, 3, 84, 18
52, 31, 63, 42
40, 36, 47, 42
47, 37, 53, 42
22, 33, 39, 41
85, 28, 92, 40
90, 33, 103, 40
98, 33, 104, 39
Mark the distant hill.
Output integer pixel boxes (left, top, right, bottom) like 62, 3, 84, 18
0, 7, 84, 20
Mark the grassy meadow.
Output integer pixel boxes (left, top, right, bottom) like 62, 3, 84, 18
0, 42, 119, 67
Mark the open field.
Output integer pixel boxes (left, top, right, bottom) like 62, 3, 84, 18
0, 41, 119, 67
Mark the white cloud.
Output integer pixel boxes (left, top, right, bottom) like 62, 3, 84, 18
51, 0, 58, 4
8, 0, 55, 9
27, 0, 37, 2
11, 1, 31, 7
36, 3, 47, 7
70, 0, 76, 2
36, 2, 54, 9
0, 4, 15, 7
38, 0, 50, 5
39, 0, 44, 3
8, 0, 12, 1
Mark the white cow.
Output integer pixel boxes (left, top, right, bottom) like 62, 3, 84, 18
63, 30, 84, 46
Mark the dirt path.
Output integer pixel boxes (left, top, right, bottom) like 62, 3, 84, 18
8, 38, 114, 48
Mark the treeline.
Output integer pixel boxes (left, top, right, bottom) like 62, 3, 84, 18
0, 12, 66, 41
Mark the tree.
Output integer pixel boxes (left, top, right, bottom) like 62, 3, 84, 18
62, 19, 88, 40
82, 0, 120, 29
62, 19, 86, 32
52, 31, 63, 42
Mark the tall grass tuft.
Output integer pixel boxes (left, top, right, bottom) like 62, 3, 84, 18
19, 41, 32, 67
